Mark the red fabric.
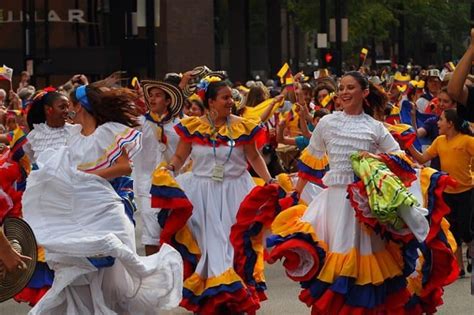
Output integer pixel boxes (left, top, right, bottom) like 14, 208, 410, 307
151, 196, 193, 246
0, 150, 23, 221
268, 239, 320, 282
228, 184, 296, 312
180, 286, 259, 315
379, 154, 417, 186
425, 175, 456, 243
230, 184, 279, 278
308, 287, 411, 315
13, 287, 50, 306
298, 171, 327, 188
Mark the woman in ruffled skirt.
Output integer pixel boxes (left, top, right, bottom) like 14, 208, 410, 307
268, 71, 458, 314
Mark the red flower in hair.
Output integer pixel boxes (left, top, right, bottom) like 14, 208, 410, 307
43, 86, 57, 93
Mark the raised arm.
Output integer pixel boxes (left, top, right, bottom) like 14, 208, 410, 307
448, 28, 474, 105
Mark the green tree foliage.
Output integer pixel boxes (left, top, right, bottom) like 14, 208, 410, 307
285, 0, 471, 66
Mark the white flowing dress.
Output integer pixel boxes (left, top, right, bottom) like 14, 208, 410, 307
23, 122, 183, 315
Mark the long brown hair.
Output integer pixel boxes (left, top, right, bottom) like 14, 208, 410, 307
70, 85, 141, 128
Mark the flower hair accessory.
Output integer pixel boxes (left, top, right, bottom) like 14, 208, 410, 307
196, 76, 222, 101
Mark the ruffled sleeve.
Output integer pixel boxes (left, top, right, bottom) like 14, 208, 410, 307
297, 117, 329, 185
174, 116, 265, 147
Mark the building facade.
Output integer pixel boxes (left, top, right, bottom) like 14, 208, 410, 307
0, 0, 307, 87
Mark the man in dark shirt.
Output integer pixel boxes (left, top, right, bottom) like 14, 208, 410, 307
448, 28, 474, 121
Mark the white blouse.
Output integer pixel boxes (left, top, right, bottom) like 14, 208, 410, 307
308, 111, 401, 186
25, 123, 81, 163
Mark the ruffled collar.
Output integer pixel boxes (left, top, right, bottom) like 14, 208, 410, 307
174, 116, 264, 146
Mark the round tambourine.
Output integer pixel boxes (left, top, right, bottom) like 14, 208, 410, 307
0, 217, 37, 303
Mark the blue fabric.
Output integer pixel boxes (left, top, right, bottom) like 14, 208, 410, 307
75, 85, 93, 112
421, 116, 439, 142
27, 262, 54, 289
303, 275, 407, 309
297, 160, 329, 180
242, 222, 264, 288
182, 281, 245, 305
400, 100, 436, 149
150, 185, 187, 199
87, 256, 116, 268
295, 136, 310, 150
110, 176, 136, 225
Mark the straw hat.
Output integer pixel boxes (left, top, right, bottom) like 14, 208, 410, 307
183, 66, 227, 97
0, 218, 38, 303
141, 80, 185, 123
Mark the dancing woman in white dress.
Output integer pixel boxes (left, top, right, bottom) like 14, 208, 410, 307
23, 85, 183, 315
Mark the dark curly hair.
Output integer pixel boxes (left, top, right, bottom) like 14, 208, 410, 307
70, 85, 140, 128
27, 91, 67, 130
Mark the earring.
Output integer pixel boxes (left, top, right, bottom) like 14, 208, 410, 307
67, 110, 77, 120
209, 108, 218, 121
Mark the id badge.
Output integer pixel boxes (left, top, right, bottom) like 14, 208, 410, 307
212, 164, 225, 182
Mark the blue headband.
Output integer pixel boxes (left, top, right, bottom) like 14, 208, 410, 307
75, 85, 92, 112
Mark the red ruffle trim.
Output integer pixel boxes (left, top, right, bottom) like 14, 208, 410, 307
301, 286, 411, 315
180, 287, 259, 315
230, 184, 296, 306
379, 154, 417, 186
268, 239, 320, 282
347, 181, 414, 243
151, 196, 193, 246
13, 287, 50, 306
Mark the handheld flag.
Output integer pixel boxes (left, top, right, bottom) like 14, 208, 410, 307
359, 48, 368, 64
277, 63, 294, 91
0, 65, 13, 81
320, 92, 335, 108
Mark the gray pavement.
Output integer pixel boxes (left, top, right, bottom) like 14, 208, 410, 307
2, 214, 473, 314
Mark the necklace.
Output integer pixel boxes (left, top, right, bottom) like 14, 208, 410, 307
207, 114, 234, 181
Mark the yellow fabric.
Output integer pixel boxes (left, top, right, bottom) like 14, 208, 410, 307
184, 268, 244, 296
276, 173, 293, 193
277, 63, 290, 82
299, 148, 329, 170
318, 247, 403, 285
251, 231, 266, 284
151, 163, 180, 188
178, 116, 260, 141
419, 168, 436, 208
279, 106, 300, 136
241, 98, 284, 123
252, 177, 265, 187
385, 123, 412, 135
271, 205, 322, 248
175, 225, 201, 256
441, 218, 457, 253
271, 205, 404, 285
37, 246, 46, 262
426, 134, 474, 193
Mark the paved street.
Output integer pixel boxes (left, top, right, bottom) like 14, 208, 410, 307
2, 215, 473, 314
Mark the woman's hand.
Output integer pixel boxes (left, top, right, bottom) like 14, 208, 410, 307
359, 151, 382, 161
0, 232, 31, 276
